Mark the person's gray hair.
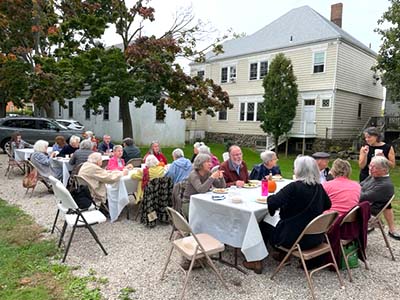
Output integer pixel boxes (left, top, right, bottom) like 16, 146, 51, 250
193, 153, 211, 171
149, 141, 160, 155
228, 145, 241, 153
260, 150, 276, 164
172, 148, 184, 159
193, 141, 205, 149
294, 155, 320, 185
103, 134, 110, 139
113, 145, 123, 151
198, 145, 211, 155
69, 135, 81, 145
330, 158, 352, 178
85, 131, 94, 138
371, 156, 390, 173
145, 154, 159, 168
364, 127, 382, 142
80, 139, 93, 150
123, 137, 134, 146
33, 140, 49, 153
88, 152, 102, 164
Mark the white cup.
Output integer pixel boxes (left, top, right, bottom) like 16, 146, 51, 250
374, 149, 383, 156
65, 154, 70, 159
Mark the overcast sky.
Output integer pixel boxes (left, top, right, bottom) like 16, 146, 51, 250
102, 0, 391, 53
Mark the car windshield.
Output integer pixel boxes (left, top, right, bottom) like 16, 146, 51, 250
54, 121, 68, 130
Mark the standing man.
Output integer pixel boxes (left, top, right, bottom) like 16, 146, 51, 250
98, 135, 114, 155
312, 152, 333, 183
122, 137, 141, 161
219, 145, 249, 187
360, 156, 399, 240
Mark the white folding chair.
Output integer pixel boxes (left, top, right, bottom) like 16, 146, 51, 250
222, 152, 229, 162
160, 207, 227, 300
52, 181, 108, 262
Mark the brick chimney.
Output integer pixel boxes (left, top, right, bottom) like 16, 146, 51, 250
330, 3, 343, 28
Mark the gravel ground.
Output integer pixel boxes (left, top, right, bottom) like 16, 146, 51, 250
1, 153, 400, 300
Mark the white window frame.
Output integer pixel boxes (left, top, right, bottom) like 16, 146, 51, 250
320, 97, 332, 109
220, 64, 237, 83
238, 101, 263, 122
197, 70, 205, 80
248, 60, 268, 81
312, 51, 326, 74
218, 109, 228, 121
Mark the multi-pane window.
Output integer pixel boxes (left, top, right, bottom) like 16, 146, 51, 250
103, 103, 109, 120
357, 103, 362, 119
313, 51, 325, 73
239, 102, 263, 121
218, 109, 227, 120
191, 107, 196, 120
321, 98, 331, 108
249, 61, 268, 80
221, 65, 237, 83
58, 104, 62, 117
197, 70, 205, 80
68, 101, 73, 118
85, 107, 90, 120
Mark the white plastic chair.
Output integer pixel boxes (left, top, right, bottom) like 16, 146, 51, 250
160, 207, 227, 300
52, 180, 108, 262
222, 152, 229, 162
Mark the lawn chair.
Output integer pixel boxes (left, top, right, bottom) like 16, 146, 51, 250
368, 194, 396, 261
339, 205, 369, 282
271, 211, 344, 300
52, 180, 108, 263
4, 148, 25, 178
160, 207, 227, 300
126, 158, 142, 168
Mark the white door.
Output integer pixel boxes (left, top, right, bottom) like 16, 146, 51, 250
302, 99, 316, 134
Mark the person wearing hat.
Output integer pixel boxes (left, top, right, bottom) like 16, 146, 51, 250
312, 152, 333, 183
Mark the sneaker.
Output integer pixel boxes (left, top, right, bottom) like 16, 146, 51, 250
388, 231, 400, 241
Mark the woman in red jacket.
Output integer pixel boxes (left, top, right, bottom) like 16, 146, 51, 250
143, 141, 168, 165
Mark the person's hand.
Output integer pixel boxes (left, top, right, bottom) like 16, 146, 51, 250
264, 174, 272, 181
361, 145, 369, 154
236, 180, 245, 188
125, 164, 133, 170
122, 169, 129, 176
211, 170, 223, 179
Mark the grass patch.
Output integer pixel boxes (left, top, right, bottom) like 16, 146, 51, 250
0, 199, 107, 300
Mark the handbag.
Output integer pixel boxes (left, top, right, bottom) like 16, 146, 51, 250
22, 169, 38, 189
340, 241, 359, 270
71, 185, 94, 209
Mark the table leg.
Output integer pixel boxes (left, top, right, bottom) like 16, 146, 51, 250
215, 247, 247, 274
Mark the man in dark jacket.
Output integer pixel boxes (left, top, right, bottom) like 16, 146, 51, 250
219, 145, 249, 187
122, 137, 141, 161
312, 152, 333, 183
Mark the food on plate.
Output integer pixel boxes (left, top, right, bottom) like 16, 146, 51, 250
212, 188, 228, 194
243, 182, 258, 188
248, 180, 260, 184
272, 175, 283, 180
256, 196, 268, 204
231, 196, 242, 204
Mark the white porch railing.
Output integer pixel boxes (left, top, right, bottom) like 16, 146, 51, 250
289, 121, 317, 137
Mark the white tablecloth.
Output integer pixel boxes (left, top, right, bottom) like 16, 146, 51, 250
106, 169, 139, 222
189, 179, 291, 262
50, 158, 73, 186
14, 147, 52, 161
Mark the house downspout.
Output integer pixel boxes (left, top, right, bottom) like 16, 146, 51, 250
330, 38, 340, 139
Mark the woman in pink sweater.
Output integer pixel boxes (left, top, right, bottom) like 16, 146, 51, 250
323, 158, 360, 216
107, 145, 127, 171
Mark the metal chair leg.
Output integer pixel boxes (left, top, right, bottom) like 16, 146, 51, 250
160, 245, 174, 280
51, 210, 60, 234
62, 225, 77, 263
377, 219, 395, 260
58, 221, 67, 248
85, 223, 108, 256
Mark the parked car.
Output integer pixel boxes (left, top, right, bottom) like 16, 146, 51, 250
0, 116, 82, 152
56, 119, 85, 131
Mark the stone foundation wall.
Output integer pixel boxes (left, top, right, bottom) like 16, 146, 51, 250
205, 132, 266, 148
312, 138, 355, 153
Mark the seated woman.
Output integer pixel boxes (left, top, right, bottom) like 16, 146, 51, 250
78, 152, 127, 203
52, 135, 66, 152
165, 148, 192, 184
182, 153, 226, 219
69, 139, 94, 167
244, 156, 331, 274
57, 135, 80, 157
323, 158, 360, 217
10, 131, 32, 157
143, 141, 168, 165
198, 145, 220, 168
30, 140, 62, 185
191, 141, 205, 163
107, 145, 131, 171
131, 154, 165, 202
249, 150, 281, 180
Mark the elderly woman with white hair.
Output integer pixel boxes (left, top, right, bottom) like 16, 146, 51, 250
57, 135, 81, 158
191, 141, 205, 163
78, 152, 127, 203
131, 154, 165, 202
198, 145, 220, 168
182, 153, 225, 218
165, 148, 192, 184
30, 140, 62, 183
249, 150, 281, 180
243, 156, 331, 274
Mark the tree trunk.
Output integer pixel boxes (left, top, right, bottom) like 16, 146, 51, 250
274, 135, 279, 155
285, 137, 289, 157
0, 101, 6, 118
120, 96, 133, 138
44, 103, 54, 118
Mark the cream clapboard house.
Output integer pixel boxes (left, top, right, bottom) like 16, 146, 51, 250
188, 4, 383, 151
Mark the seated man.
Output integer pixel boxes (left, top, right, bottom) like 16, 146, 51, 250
78, 152, 127, 203
312, 152, 333, 183
69, 139, 94, 167
250, 150, 281, 180
98, 135, 114, 155
219, 145, 249, 187
165, 148, 192, 184
122, 137, 141, 161
360, 156, 399, 240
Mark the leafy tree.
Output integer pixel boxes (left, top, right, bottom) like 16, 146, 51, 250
374, 0, 400, 101
259, 53, 298, 152
80, 0, 232, 138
